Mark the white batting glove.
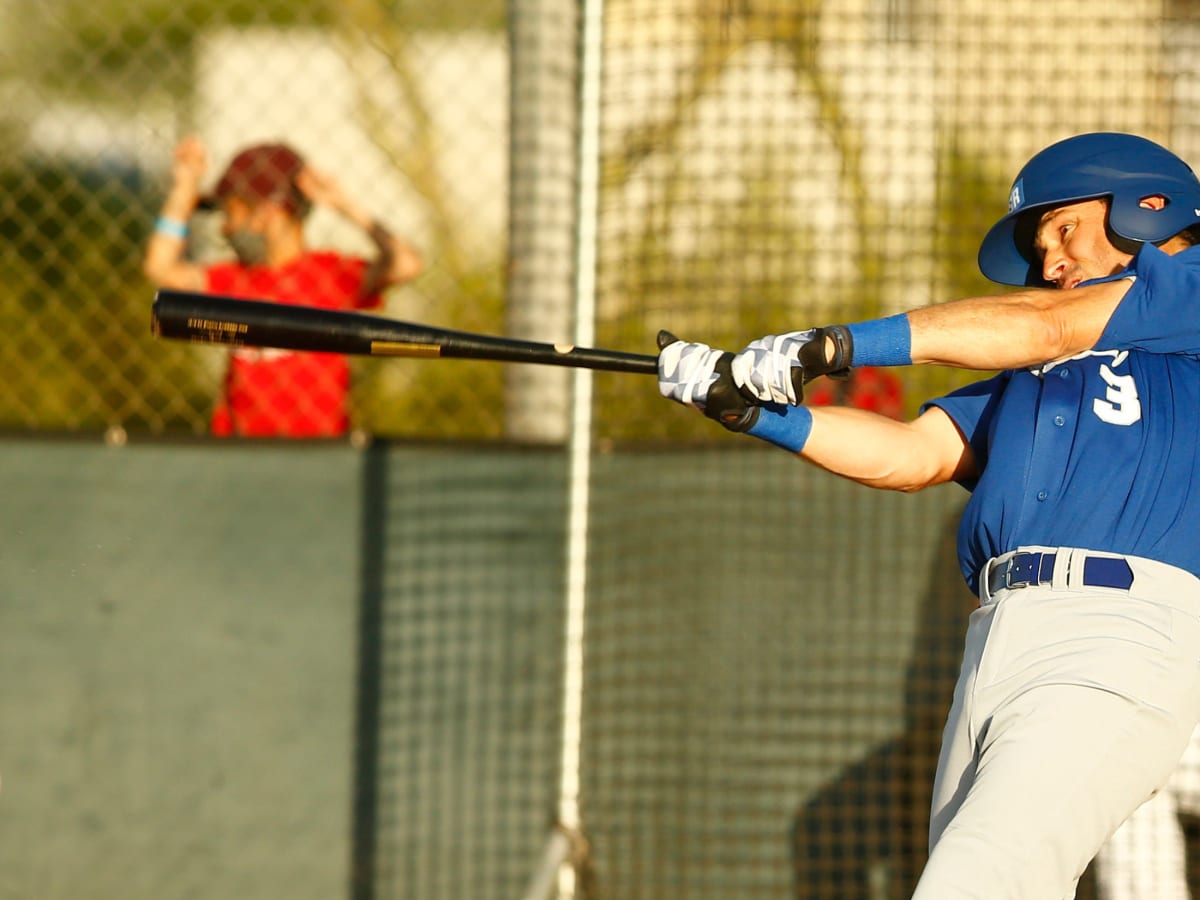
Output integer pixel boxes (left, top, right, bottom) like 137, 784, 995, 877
743, 329, 819, 357
730, 330, 817, 405
658, 335, 726, 413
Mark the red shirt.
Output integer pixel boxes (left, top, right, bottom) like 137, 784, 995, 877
806, 366, 905, 420
205, 252, 381, 437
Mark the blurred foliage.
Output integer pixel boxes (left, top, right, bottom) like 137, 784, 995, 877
934, 150, 1011, 304
9, 0, 504, 106
910, 147, 1016, 411
593, 135, 1016, 442
0, 162, 213, 431
354, 268, 508, 438
14, 1, 331, 104
591, 1, 907, 443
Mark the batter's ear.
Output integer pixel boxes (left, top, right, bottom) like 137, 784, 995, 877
1137, 195, 1168, 211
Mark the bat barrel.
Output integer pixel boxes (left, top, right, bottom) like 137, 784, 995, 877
152, 291, 395, 356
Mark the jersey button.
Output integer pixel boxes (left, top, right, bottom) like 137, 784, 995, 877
1059, 369, 1069, 379
1054, 415, 1066, 426
1037, 490, 1048, 501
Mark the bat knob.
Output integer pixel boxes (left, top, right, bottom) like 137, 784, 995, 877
657, 330, 680, 351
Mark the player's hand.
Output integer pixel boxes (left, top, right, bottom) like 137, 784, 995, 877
298, 166, 379, 231
657, 331, 759, 432
731, 343, 808, 405
297, 167, 348, 210
171, 135, 208, 191
731, 327, 853, 405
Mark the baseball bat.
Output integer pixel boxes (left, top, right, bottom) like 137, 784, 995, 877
150, 290, 658, 375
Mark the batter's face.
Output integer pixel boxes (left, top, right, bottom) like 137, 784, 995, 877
1032, 199, 1134, 290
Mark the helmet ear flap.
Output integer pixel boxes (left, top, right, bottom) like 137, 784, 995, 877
1108, 183, 1200, 246
1101, 196, 1145, 255
1105, 223, 1144, 256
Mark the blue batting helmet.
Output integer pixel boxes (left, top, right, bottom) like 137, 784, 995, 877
977, 132, 1200, 286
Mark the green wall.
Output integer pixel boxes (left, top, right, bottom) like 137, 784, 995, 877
0, 440, 361, 900
0, 438, 986, 900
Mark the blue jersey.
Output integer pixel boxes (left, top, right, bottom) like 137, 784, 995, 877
927, 244, 1200, 595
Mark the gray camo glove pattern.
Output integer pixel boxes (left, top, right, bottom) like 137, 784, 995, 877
730, 330, 817, 405
656, 331, 759, 431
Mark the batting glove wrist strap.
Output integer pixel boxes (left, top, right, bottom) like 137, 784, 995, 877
799, 325, 854, 379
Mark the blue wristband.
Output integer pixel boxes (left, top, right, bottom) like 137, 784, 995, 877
746, 403, 813, 452
155, 216, 189, 240
846, 313, 912, 367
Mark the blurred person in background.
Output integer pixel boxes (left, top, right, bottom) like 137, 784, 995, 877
143, 136, 424, 438
806, 366, 905, 420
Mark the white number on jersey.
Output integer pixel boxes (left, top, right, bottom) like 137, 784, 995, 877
1093, 355, 1141, 426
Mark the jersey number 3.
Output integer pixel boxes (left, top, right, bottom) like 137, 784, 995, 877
1093, 362, 1142, 426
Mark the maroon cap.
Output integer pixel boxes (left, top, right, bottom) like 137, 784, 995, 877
201, 143, 310, 217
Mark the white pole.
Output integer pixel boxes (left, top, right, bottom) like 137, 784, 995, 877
553, 0, 605, 893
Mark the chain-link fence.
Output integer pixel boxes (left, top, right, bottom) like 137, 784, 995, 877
1, 0, 508, 437
6, 2, 1200, 900
4, 1, 1200, 440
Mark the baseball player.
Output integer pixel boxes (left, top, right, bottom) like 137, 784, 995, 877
657, 132, 1200, 899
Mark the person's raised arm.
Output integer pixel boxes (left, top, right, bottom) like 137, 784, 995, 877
906, 280, 1129, 368
296, 167, 424, 299
143, 136, 208, 291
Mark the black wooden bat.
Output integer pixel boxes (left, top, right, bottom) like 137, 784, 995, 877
151, 290, 657, 375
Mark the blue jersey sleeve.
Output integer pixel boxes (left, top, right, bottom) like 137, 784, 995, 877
920, 373, 1010, 490
1096, 244, 1200, 355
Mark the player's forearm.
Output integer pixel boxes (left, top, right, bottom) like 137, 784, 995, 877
159, 176, 199, 222
792, 410, 940, 494
801, 407, 967, 492
747, 405, 970, 493
325, 191, 423, 288
733, 280, 1134, 407
376, 226, 423, 285
356, 222, 424, 297
143, 235, 204, 289
905, 280, 1130, 369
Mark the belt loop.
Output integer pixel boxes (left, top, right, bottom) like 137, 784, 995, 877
1037, 552, 1056, 584
980, 560, 996, 604
1053, 549, 1075, 590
